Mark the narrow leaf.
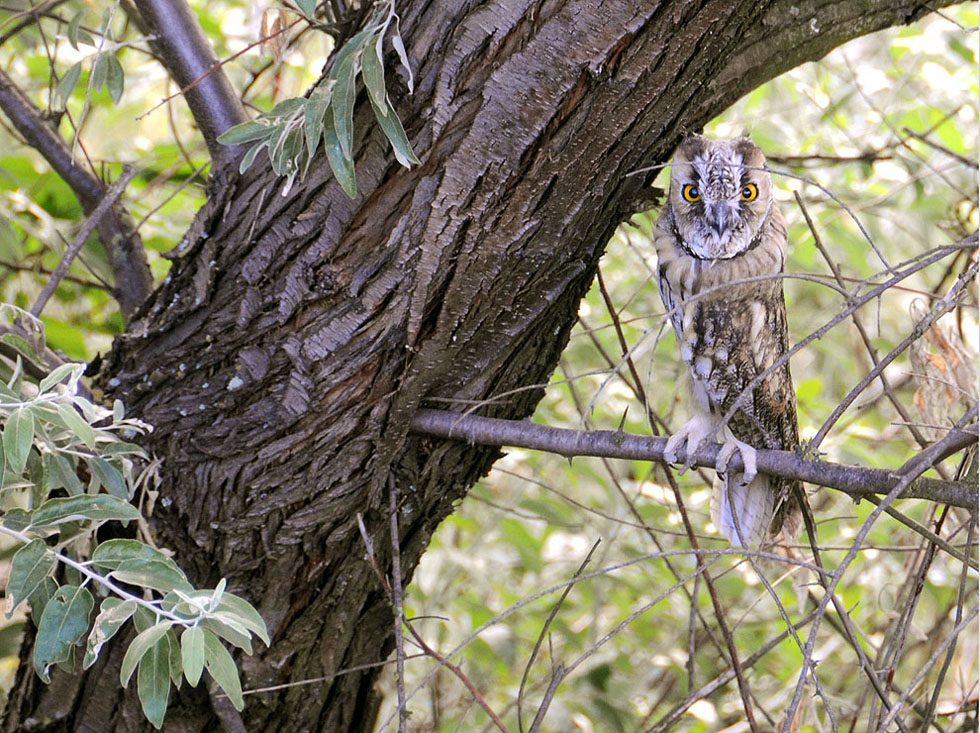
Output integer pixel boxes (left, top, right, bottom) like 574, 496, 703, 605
84, 598, 137, 669
370, 97, 420, 167
304, 80, 334, 159
238, 141, 268, 174
201, 616, 252, 654
91, 53, 108, 92
56, 403, 96, 449
5, 407, 34, 474
203, 630, 244, 710
38, 363, 83, 393
330, 52, 358, 161
6, 538, 55, 617
391, 31, 413, 93
217, 120, 275, 146
34, 584, 94, 683
106, 54, 124, 104
92, 539, 183, 574
120, 621, 173, 688
110, 558, 193, 594
44, 452, 83, 496
181, 626, 205, 686
87, 456, 129, 497
216, 592, 270, 646
361, 34, 387, 112
30, 494, 140, 528
67, 10, 86, 49
138, 634, 171, 729
323, 115, 356, 198
55, 62, 82, 110
28, 576, 58, 621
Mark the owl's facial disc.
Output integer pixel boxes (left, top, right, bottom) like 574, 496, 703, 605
672, 141, 769, 260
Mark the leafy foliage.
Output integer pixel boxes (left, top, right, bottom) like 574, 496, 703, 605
218, 0, 419, 197
0, 307, 268, 728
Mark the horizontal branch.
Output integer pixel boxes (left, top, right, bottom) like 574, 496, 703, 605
410, 409, 977, 510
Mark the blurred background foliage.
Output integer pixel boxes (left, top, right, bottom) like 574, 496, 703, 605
0, 1, 976, 730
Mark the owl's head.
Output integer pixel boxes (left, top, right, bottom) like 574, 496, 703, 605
666, 134, 775, 260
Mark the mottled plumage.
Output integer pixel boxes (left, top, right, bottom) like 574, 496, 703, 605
654, 134, 804, 547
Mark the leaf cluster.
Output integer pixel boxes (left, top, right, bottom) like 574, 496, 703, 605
218, 0, 419, 197
0, 306, 269, 729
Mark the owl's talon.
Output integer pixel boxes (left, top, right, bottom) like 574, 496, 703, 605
715, 435, 757, 485
664, 414, 717, 473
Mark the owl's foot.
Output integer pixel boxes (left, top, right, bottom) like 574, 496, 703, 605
715, 434, 757, 486
663, 414, 717, 473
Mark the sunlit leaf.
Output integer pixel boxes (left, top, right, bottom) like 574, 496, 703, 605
137, 634, 171, 729
30, 494, 140, 528
6, 538, 55, 617
180, 626, 205, 686
5, 407, 34, 474
84, 598, 137, 669
120, 621, 173, 688
203, 630, 243, 710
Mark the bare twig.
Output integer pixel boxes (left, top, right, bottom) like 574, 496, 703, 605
518, 539, 600, 733
388, 476, 408, 732
31, 165, 138, 318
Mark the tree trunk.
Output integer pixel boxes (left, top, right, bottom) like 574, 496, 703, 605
2, 0, 955, 730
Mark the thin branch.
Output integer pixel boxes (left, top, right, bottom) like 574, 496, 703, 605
31, 165, 138, 318
409, 408, 978, 510
388, 476, 408, 733
134, 0, 247, 169
0, 68, 152, 319
518, 539, 600, 733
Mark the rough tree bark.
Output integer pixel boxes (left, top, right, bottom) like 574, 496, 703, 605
2, 0, 959, 730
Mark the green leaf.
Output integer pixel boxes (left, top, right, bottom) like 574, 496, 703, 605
323, 115, 356, 198
216, 592, 270, 646
203, 630, 244, 710
304, 80, 334, 159
34, 584, 94, 683
57, 403, 96, 449
44, 452, 83, 495
361, 34, 387, 112
120, 621, 173, 687
84, 598, 137, 669
180, 626, 205, 686
201, 616, 252, 654
391, 30, 413, 93
370, 97, 420, 167
91, 53, 108, 93
2, 508, 31, 531
218, 120, 276, 146
30, 494, 140, 528
165, 628, 182, 688
105, 54, 124, 104
67, 10, 86, 49
28, 576, 58, 621
92, 539, 183, 574
87, 456, 129, 498
110, 558, 194, 594
6, 538, 55, 617
331, 52, 358, 162
38, 363, 81, 395
137, 634, 171, 728
54, 62, 82, 109
5, 407, 34, 474
295, 0, 317, 17
238, 141, 268, 174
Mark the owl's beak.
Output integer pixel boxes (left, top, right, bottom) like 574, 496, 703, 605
704, 203, 731, 238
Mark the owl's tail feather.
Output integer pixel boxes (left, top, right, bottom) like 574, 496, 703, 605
711, 472, 774, 548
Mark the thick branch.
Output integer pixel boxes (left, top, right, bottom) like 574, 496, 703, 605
0, 69, 152, 320
134, 0, 247, 170
410, 409, 978, 510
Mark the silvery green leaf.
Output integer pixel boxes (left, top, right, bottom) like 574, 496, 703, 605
239, 141, 268, 173
38, 362, 82, 394
203, 630, 244, 710
106, 54, 124, 104
91, 53, 108, 92
5, 407, 34, 474
361, 34, 387, 112
34, 584, 94, 683
180, 626, 205, 686
296, 0, 317, 17
391, 30, 413, 93
55, 62, 82, 107
120, 621, 173, 687
83, 598, 136, 669
370, 97, 420, 167
57, 403, 96, 449
137, 633, 171, 728
30, 494, 140, 528
6, 539, 55, 617
217, 120, 275, 146
304, 80, 334, 158
323, 115, 356, 198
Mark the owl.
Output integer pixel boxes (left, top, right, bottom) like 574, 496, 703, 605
653, 134, 805, 547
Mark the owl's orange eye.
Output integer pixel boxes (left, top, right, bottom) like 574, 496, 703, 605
682, 184, 701, 202
741, 184, 758, 201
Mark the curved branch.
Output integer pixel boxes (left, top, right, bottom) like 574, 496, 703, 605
134, 0, 247, 171
0, 69, 152, 321
409, 408, 978, 510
